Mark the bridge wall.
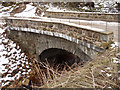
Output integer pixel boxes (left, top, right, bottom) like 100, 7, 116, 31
7, 30, 94, 62
44, 11, 119, 22
5, 17, 113, 44
5, 17, 113, 61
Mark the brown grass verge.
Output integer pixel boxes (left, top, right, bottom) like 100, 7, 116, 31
32, 47, 119, 88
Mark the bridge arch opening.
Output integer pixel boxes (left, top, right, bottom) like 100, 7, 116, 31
39, 48, 81, 70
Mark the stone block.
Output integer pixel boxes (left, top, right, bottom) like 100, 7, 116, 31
95, 41, 102, 47
101, 34, 108, 42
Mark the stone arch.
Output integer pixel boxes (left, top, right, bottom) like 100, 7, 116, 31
7, 30, 95, 67
35, 34, 92, 64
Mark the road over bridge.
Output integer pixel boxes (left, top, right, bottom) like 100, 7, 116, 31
3, 17, 113, 66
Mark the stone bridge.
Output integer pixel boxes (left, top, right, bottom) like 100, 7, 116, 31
4, 17, 113, 66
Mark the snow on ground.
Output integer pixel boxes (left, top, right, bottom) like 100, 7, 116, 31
112, 57, 120, 63
41, 12, 45, 17
0, 12, 10, 18
0, 2, 119, 88
101, 70, 105, 72
14, 3, 38, 18
0, 6, 12, 12
0, 5, 14, 17
111, 42, 119, 49
46, 3, 67, 12
106, 73, 112, 77
46, 6, 99, 13
0, 23, 31, 87
46, 1, 118, 14
0, 3, 39, 18
46, 3, 94, 13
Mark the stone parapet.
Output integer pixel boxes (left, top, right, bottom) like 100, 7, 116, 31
44, 11, 119, 22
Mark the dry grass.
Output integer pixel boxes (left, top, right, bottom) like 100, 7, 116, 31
3, 47, 119, 89
29, 47, 119, 88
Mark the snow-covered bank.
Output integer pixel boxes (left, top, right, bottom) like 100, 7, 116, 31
0, 5, 13, 17
46, 1, 119, 13
0, 3, 38, 18
0, 24, 31, 87
14, 4, 38, 18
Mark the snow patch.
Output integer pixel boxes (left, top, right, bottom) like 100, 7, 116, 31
0, 25, 30, 87
105, 67, 110, 70
15, 4, 38, 18
101, 70, 105, 72
106, 73, 112, 77
111, 42, 119, 49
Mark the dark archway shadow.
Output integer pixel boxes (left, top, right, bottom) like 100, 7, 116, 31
39, 48, 83, 70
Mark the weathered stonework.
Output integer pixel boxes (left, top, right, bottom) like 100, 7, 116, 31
4, 17, 113, 62
44, 11, 119, 22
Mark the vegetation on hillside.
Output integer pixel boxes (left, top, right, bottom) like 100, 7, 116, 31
0, 1, 119, 13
